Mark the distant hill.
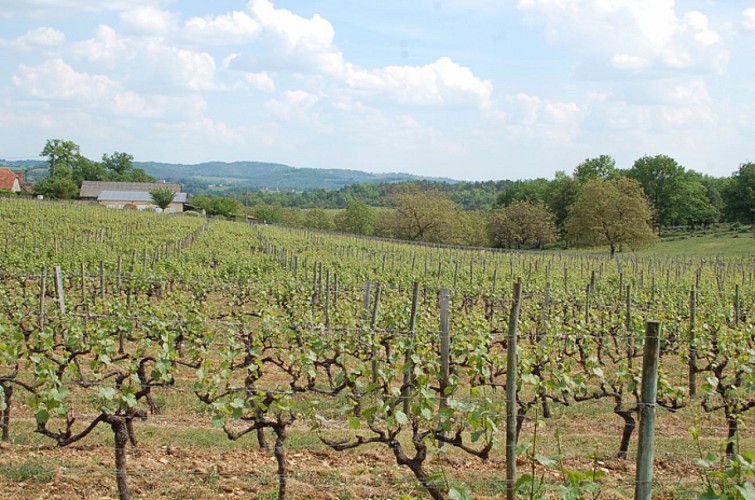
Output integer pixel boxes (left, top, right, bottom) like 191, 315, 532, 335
134, 161, 451, 191
0, 158, 453, 191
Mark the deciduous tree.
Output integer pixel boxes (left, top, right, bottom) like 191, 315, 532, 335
389, 189, 459, 243
566, 178, 657, 256
334, 199, 376, 235
573, 154, 617, 184
627, 154, 685, 232
40, 139, 80, 178
149, 188, 176, 212
487, 200, 558, 249
724, 162, 755, 225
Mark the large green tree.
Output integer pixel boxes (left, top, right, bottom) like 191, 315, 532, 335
102, 152, 155, 182
724, 162, 755, 225
547, 170, 581, 229
192, 195, 242, 218
495, 178, 551, 207
667, 172, 720, 227
487, 200, 558, 249
389, 188, 460, 243
250, 202, 283, 224
149, 188, 176, 212
627, 154, 685, 231
573, 155, 617, 184
334, 199, 376, 235
303, 208, 335, 231
31, 176, 79, 200
41, 139, 80, 177
566, 178, 657, 257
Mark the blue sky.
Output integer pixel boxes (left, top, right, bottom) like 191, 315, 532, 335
0, 0, 753, 181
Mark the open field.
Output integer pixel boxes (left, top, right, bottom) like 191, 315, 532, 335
0, 198, 752, 499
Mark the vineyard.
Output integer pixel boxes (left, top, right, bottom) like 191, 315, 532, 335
0, 198, 753, 499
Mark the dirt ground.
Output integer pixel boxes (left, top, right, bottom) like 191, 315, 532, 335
0, 415, 717, 500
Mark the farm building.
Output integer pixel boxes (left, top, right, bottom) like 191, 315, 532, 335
0, 168, 30, 193
80, 180, 182, 200
97, 190, 188, 213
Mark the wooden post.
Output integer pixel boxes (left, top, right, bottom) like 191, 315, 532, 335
506, 279, 523, 500
99, 260, 106, 301
585, 284, 591, 325
80, 262, 87, 311
117, 256, 123, 293
39, 267, 47, 331
635, 320, 661, 500
54, 266, 66, 315
734, 284, 740, 326
688, 287, 697, 397
403, 281, 420, 415
539, 282, 551, 341
438, 288, 451, 414
324, 270, 330, 330
370, 284, 382, 385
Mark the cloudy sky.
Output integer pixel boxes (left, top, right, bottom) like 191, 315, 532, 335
0, 1, 753, 181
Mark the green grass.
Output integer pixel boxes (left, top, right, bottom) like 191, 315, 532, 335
555, 225, 754, 258
0, 460, 56, 483
644, 231, 755, 257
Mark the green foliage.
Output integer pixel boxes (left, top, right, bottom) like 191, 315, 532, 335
31, 176, 79, 199
487, 200, 558, 249
724, 162, 755, 225
40, 139, 80, 178
191, 194, 242, 218
573, 155, 616, 184
625, 154, 720, 230
334, 199, 376, 235
150, 188, 177, 211
250, 202, 283, 223
389, 188, 461, 243
692, 427, 755, 499
566, 177, 657, 256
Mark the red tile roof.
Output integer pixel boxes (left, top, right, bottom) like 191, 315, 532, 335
0, 168, 21, 191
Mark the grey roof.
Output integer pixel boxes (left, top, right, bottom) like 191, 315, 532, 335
80, 181, 182, 198
98, 191, 188, 203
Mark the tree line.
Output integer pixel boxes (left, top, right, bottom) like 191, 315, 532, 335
244, 154, 753, 255
31, 139, 156, 199
17, 140, 755, 254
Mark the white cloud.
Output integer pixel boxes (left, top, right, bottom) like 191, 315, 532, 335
184, 10, 261, 45
743, 8, 755, 31
72, 24, 129, 65
612, 54, 649, 71
11, 58, 205, 119
506, 93, 581, 127
243, 72, 276, 92
265, 90, 320, 119
10, 27, 65, 51
345, 57, 493, 108
14, 58, 120, 101
120, 5, 177, 35
518, 0, 728, 77
0, 0, 162, 18
245, 0, 347, 76
250, 0, 336, 55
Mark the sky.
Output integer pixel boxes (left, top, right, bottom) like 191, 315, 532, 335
0, 1, 753, 182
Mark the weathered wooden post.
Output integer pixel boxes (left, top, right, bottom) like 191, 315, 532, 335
506, 279, 523, 500
635, 320, 661, 500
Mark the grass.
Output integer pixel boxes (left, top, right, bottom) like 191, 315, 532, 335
0, 460, 55, 483
646, 231, 755, 257
555, 224, 754, 258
